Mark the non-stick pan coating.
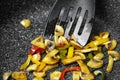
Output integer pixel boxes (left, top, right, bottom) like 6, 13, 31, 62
0, 0, 120, 80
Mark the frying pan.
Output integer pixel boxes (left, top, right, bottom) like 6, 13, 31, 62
0, 0, 120, 80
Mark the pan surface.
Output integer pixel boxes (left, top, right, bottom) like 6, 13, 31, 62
0, 0, 120, 80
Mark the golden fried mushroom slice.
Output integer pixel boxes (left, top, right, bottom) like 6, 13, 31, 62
93, 52, 104, 60
54, 25, 64, 36
50, 71, 61, 80
108, 51, 120, 61
70, 40, 83, 49
33, 71, 46, 78
105, 40, 117, 50
58, 36, 68, 47
77, 60, 94, 80
3, 72, 12, 80
33, 77, 44, 80
42, 49, 60, 64
99, 32, 109, 38
43, 64, 58, 72
26, 64, 38, 72
12, 71, 27, 80
106, 56, 114, 73
87, 59, 103, 69
62, 56, 82, 65
31, 35, 45, 49
72, 71, 80, 80
45, 40, 55, 52
74, 52, 86, 60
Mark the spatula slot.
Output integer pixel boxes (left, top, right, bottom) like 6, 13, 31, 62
69, 7, 82, 35
78, 10, 88, 35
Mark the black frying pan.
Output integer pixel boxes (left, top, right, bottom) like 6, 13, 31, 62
0, 0, 120, 80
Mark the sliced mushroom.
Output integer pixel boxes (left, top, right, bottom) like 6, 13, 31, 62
12, 71, 27, 80
77, 60, 94, 80
31, 53, 41, 65
99, 32, 109, 38
87, 59, 103, 69
33, 77, 44, 80
45, 39, 55, 52
108, 51, 120, 61
42, 49, 59, 64
70, 40, 83, 49
54, 25, 64, 36
72, 71, 80, 80
106, 55, 114, 73
31, 35, 45, 49
74, 52, 86, 60
43, 64, 58, 72
33, 71, 46, 78
58, 36, 68, 47
93, 52, 104, 60
62, 56, 81, 65
26, 64, 38, 72
3, 72, 12, 80
105, 40, 117, 50
50, 71, 61, 80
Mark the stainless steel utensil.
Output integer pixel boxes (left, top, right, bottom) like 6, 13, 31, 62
44, 0, 95, 46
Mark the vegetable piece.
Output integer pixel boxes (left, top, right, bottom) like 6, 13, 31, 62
50, 71, 61, 80
59, 49, 67, 60
45, 40, 55, 52
88, 53, 93, 59
29, 45, 45, 55
94, 70, 105, 80
3, 72, 12, 80
93, 52, 104, 60
36, 62, 46, 72
108, 51, 120, 61
60, 66, 81, 80
58, 36, 68, 47
74, 52, 86, 60
72, 71, 80, 80
54, 35, 59, 46
43, 64, 58, 72
87, 59, 103, 68
42, 49, 60, 64
54, 25, 64, 36
33, 77, 44, 80
26, 64, 38, 72
31, 53, 41, 65
67, 46, 74, 58
106, 56, 114, 72
12, 71, 27, 80
20, 55, 32, 70
77, 60, 94, 80
85, 38, 109, 48
62, 56, 81, 65
33, 71, 46, 78
70, 40, 83, 49
99, 32, 109, 38
75, 47, 98, 53
20, 19, 31, 28
31, 36, 45, 49
58, 43, 71, 50
105, 40, 117, 50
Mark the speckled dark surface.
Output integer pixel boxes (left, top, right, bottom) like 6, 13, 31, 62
0, 0, 120, 80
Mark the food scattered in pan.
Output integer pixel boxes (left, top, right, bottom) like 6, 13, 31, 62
20, 19, 31, 28
3, 25, 120, 80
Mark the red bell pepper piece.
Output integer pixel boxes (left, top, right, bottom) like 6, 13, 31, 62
29, 45, 44, 55
60, 66, 81, 80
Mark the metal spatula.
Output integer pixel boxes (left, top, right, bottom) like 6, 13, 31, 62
44, 0, 95, 46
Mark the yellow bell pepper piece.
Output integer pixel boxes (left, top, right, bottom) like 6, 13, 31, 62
67, 47, 74, 58
20, 55, 32, 70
